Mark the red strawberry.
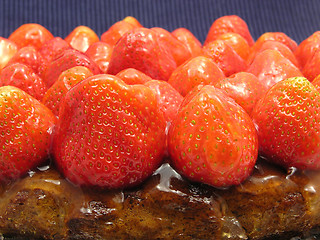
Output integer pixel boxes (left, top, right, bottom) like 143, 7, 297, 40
44, 49, 101, 88
171, 28, 202, 57
215, 72, 265, 115
168, 85, 258, 187
312, 74, 320, 92
247, 41, 300, 68
251, 32, 298, 54
168, 56, 225, 97
8, 23, 54, 50
144, 79, 183, 123
0, 86, 56, 183
202, 39, 248, 76
107, 28, 177, 81
294, 31, 320, 68
122, 16, 143, 28
247, 49, 303, 92
53, 74, 167, 189
65, 25, 99, 53
0, 63, 47, 100
0, 37, 18, 71
152, 27, 192, 66
101, 20, 137, 47
42, 66, 93, 116
85, 41, 113, 73
251, 77, 320, 170
116, 68, 153, 85
38, 37, 71, 66
302, 49, 320, 82
215, 32, 250, 61
204, 15, 254, 46
6, 46, 44, 75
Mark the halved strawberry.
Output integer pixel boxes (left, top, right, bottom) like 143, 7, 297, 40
168, 85, 258, 187
53, 74, 167, 189
0, 86, 56, 183
251, 77, 320, 170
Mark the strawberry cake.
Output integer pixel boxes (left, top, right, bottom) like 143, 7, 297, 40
0, 15, 319, 240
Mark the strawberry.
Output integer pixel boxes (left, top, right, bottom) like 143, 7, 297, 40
171, 28, 202, 57
215, 72, 265, 115
247, 49, 303, 92
0, 86, 56, 183
144, 79, 183, 123
53, 74, 167, 189
44, 49, 101, 88
107, 28, 177, 81
168, 85, 258, 187
251, 77, 320, 170
6, 46, 44, 75
85, 41, 113, 73
294, 31, 320, 68
0, 37, 18, 71
0, 63, 47, 100
101, 20, 137, 47
204, 15, 254, 46
312, 74, 320, 92
215, 32, 250, 61
8, 23, 54, 50
202, 39, 248, 76
65, 25, 99, 53
42, 66, 93, 116
246, 41, 300, 68
302, 49, 320, 82
152, 27, 192, 66
122, 16, 143, 28
116, 68, 153, 85
251, 32, 298, 54
168, 56, 225, 97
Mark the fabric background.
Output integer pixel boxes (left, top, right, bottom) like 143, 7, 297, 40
0, 0, 319, 44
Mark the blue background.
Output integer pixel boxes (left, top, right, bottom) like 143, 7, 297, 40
0, 0, 319, 44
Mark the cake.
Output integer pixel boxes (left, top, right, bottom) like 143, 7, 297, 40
0, 15, 320, 240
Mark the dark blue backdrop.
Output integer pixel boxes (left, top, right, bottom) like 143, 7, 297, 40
0, 0, 319, 44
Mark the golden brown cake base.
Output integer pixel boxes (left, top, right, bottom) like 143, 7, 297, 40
0, 157, 320, 240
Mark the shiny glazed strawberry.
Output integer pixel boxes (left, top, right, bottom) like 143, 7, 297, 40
251, 77, 320, 170
0, 37, 18, 71
0, 86, 56, 183
7, 46, 44, 75
247, 49, 303, 92
53, 74, 167, 189
85, 41, 113, 73
65, 25, 99, 53
171, 28, 202, 57
202, 39, 248, 77
168, 56, 225, 97
215, 72, 264, 115
303, 49, 320, 82
42, 66, 93, 116
107, 28, 177, 81
168, 85, 258, 187
116, 68, 153, 85
204, 15, 254, 46
0, 63, 47, 100
313, 74, 320, 92
44, 49, 101, 88
8, 23, 54, 50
